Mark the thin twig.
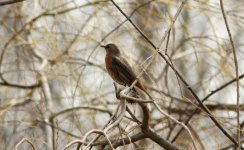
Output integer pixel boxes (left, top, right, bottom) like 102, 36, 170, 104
219, 0, 240, 149
171, 73, 244, 142
64, 140, 84, 150
91, 132, 146, 147
81, 129, 114, 150
84, 98, 122, 149
0, 0, 25, 6
120, 91, 153, 103
15, 138, 36, 150
0, 81, 41, 89
83, 97, 126, 150
50, 105, 112, 120
153, 102, 197, 150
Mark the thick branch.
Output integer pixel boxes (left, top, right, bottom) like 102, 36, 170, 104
143, 128, 179, 150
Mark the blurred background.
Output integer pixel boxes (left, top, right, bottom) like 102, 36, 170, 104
0, 0, 243, 149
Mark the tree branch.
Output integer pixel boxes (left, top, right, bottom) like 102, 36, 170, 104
110, 0, 238, 146
220, 0, 240, 148
0, 0, 25, 6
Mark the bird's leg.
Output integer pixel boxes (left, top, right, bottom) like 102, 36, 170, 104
113, 82, 121, 99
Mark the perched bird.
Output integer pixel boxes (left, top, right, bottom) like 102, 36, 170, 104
101, 43, 147, 94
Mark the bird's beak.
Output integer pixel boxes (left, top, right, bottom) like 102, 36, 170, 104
100, 45, 106, 48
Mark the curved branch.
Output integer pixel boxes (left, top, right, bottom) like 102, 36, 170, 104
15, 138, 36, 150
50, 106, 112, 120
0, 81, 41, 89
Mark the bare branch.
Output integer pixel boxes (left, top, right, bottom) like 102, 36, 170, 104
15, 138, 36, 150
0, 0, 25, 6
220, 0, 240, 148
110, 0, 238, 146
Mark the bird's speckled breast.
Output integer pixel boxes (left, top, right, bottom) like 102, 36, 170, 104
105, 54, 125, 85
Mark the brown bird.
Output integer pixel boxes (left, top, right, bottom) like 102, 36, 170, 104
101, 43, 147, 93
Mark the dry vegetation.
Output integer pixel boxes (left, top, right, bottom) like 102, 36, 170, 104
0, 0, 243, 149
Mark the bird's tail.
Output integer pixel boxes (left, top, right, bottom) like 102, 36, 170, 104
133, 85, 153, 112
135, 82, 154, 101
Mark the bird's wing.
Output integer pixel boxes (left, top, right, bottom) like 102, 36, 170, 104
111, 56, 136, 86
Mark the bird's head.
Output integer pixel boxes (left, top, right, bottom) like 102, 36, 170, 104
101, 44, 120, 55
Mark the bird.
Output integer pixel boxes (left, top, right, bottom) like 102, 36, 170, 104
100, 43, 147, 95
